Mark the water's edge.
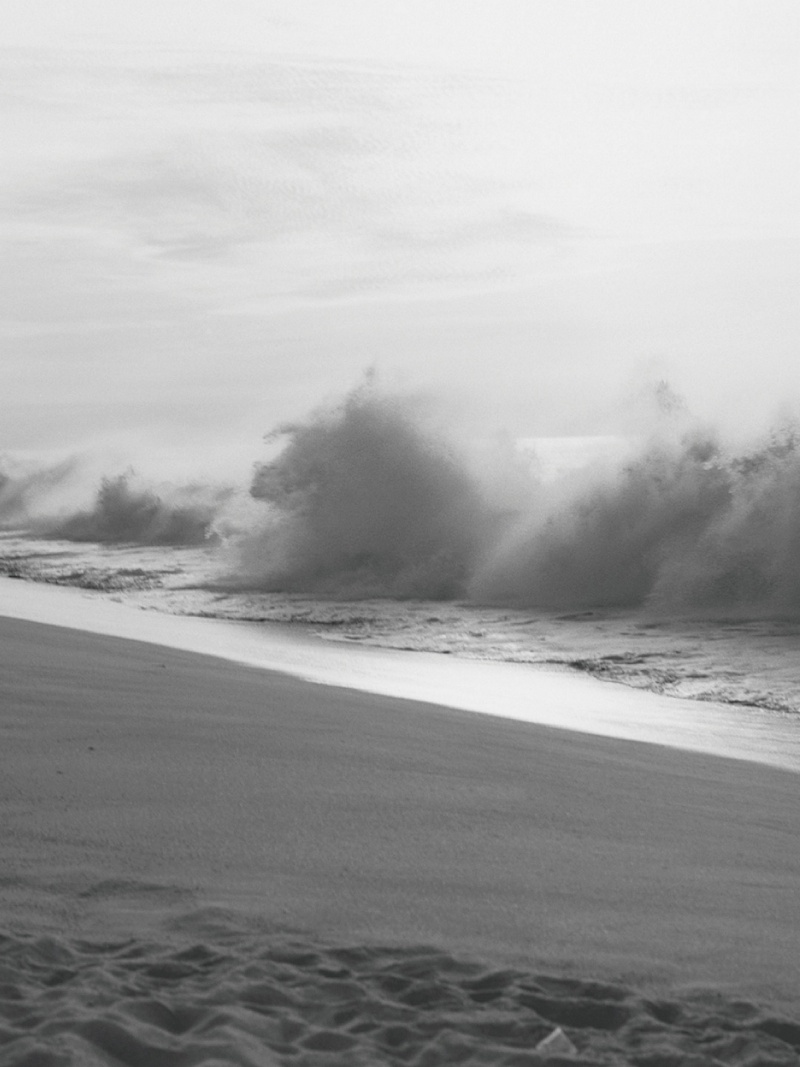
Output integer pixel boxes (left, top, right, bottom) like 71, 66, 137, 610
2, 574, 800, 775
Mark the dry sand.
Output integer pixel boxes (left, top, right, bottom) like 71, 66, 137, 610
2, 614, 800, 1065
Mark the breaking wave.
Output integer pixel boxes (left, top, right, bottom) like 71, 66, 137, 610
472, 425, 800, 615
7, 384, 800, 614
233, 383, 501, 598
0, 460, 229, 547
233, 388, 800, 615
48, 472, 227, 547
471, 432, 728, 609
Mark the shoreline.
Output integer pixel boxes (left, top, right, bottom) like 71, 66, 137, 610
2, 574, 800, 774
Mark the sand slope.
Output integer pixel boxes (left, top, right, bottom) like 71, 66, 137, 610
2, 615, 800, 1063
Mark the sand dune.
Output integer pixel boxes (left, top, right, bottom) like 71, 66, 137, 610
2, 614, 800, 1063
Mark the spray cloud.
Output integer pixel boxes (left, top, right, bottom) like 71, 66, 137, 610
236, 381, 499, 598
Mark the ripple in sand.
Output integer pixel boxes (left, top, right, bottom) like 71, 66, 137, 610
1, 920, 799, 1065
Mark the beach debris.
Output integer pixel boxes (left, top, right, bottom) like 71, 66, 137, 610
535, 1026, 578, 1056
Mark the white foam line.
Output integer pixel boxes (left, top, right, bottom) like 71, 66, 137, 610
2, 576, 799, 774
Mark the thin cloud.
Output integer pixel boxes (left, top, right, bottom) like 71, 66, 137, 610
2, 50, 562, 322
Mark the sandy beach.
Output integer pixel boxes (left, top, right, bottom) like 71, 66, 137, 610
3, 612, 800, 1064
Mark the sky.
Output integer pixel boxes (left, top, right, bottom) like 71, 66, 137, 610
2, 0, 799, 462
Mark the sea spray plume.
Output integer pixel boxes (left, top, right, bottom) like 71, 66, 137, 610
238, 384, 496, 597
48, 470, 225, 546
651, 425, 800, 613
469, 431, 730, 609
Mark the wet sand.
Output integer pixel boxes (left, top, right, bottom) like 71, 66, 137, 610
2, 614, 800, 1063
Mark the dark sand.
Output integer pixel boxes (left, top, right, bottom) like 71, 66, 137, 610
2, 615, 800, 1064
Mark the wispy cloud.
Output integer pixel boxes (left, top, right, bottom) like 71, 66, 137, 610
1, 49, 569, 333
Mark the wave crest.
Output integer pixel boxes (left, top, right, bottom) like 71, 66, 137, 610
49, 471, 225, 546
236, 384, 497, 598
473, 425, 800, 614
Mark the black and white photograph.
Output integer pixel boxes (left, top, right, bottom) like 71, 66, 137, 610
2, 2, 800, 1063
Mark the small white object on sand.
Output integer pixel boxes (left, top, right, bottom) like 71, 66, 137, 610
535, 1026, 578, 1056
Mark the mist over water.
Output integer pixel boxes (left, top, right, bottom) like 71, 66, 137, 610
5, 382, 800, 616
0, 459, 229, 548
49, 472, 227, 547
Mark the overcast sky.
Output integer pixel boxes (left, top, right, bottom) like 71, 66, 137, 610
2, 1, 799, 457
